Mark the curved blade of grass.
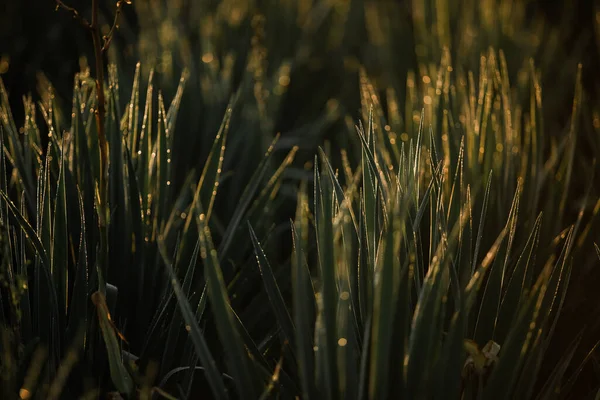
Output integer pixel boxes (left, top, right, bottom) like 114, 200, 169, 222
434, 306, 466, 399
160, 239, 201, 377
463, 226, 508, 314
124, 143, 145, 308
357, 315, 372, 400
197, 202, 258, 400
38, 147, 52, 261
535, 332, 582, 400
474, 181, 521, 344
412, 164, 440, 232
291, 218, 316, 399
137, 69, 154, 215
165, 69, 188, 135
515, 256, 574, 399
157, 244, 228, 400
249, 223, 296, 349
481, 232, 570, 399
52, 135, 68, 321
495, 213, 542, 343
228, 303, 300, 396
369, 198, 402, 399
127, 62, 141, 156
66, 189, 88, 345
91, 291, 133, 395
157, 92, 172, 223
195, 100, 233, 223
317, 147, 358, 233
559, 338, 600, 396
406, 253, 449, 397
0, 190, 51, 269
218, 134, 280, 258
314, 158, 339, 399
246, 145, 299, 222
472, 170, 493, 274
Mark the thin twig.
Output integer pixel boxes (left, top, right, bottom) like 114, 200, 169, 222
53, 0, 129, 291
54, 0, 91, 28
89, 0, 108, 213
102, 0, 128, 52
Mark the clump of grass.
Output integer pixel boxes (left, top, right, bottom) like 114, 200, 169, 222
0, 0, 599, 398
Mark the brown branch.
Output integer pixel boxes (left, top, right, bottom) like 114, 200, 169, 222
54, 0, 91, 28
101, 0, 128, 53
89, 0, 108, 221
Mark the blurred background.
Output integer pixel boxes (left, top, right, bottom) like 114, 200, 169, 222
1, 0, 598, 129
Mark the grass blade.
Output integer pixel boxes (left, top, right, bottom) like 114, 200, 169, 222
197, 203, 258, 399
249, 223, 296, 349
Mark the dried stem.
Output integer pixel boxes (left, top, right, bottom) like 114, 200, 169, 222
102, 0, 128, 52
89, 0, 108, 222
54, 0, 129, 291
55, 0, 91, 27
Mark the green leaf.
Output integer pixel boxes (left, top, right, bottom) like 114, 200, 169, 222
197, 202, 258, 399
218, 134, 280, 258
52, 135, 69, 320
313, 158, 339, 399
291, 214, 316, 398
472, 170, 493, 275
91, 291, 134, 395
474, 181, 521, 344
66, 189, 89, 345
0, 190, 51, 270
195, 99, 233, 223
158, 244, 228, 400
368, 195, 403, 399
495, 213, 542, 343
249, 223, 296, 349
482, 240, 565, 399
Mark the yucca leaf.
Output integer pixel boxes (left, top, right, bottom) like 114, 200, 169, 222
559, 338, 600, 396
160, 239, 200, 377
368, 194, 402, 399
360, 126, 379, 274
535, 332, 582, 400
158, 243, 228, 400
313, 158, 339, 399
195, 100, 233, 223
52, 135, 68, 322
464, 226, 508, 314
317, 147, 358, 233
157, 92, 172, 224
357, 315, 372, 400
472, 170, 493, 275
197, 201, 258, 399
218, 134, 280, 258
434, 305, 466, 399
249, 223, 296, 349
495, 213, 543, 343
406, 245, 450, 397
245, 145, 299, 225
138, 69, 154, 217
474, 181, 521, 344
0, 190, 51, 270
127, 63, 141, 157
91, 291, 133, 395
291, 216, 316, 398
482, 237, 567, 399
66, 189, 89, 346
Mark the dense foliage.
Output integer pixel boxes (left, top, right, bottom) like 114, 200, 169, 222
1, 0, 599, 398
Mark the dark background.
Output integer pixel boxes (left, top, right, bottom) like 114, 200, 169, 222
1, 0, 598, 123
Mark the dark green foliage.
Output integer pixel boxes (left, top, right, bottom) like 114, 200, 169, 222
1, 0, 599, 399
